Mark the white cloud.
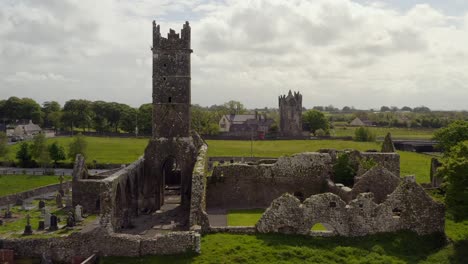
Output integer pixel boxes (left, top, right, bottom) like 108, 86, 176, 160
0, 0, 467, 110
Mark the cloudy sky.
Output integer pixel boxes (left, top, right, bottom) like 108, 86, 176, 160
0, 0, 467, 110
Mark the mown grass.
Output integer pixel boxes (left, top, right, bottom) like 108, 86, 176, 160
333, 126, 435, 140
228, 209, 264, 226
3, 138, 433, 183
3, 136, 149, 165
101, 230, 466, 264
0, 174, 71, 197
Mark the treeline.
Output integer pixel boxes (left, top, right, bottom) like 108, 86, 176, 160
0, 97, 254, 135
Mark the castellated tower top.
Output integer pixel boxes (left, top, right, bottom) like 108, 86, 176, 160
152, 21, 191, 51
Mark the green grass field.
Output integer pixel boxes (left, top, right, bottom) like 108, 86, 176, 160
3, 137, 432, 183
333, 126, 435, 140
4, 137, 148, 164
101, 218, 468, 264
0, 175, 71, 197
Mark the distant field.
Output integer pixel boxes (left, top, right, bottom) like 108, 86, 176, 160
3, 137, 432, 183
4, 137, 149, 164
333, 126, 435, 140
0, 174, 71, 197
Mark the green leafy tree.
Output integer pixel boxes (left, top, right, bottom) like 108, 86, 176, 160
137, 103, 152, 135
222, 100, 246, 115
354, 127, 376, 142
42, 101, 61, 128
16, 142, 32, 167
68, 133, 88, 161
439, 141, 468, 221
0, 132, 8, 159
31, 133, 50, 168
433, 120, 468, 152
302, 110, 329, 135
49, 142, 66, 165
333, 153, 356, 187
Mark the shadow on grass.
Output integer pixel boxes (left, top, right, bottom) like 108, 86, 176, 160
100, 231, 452, 264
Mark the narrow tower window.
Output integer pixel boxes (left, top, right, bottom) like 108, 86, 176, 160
168, 97, 172, 103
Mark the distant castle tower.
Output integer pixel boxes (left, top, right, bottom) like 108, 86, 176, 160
279, 90, 303, 137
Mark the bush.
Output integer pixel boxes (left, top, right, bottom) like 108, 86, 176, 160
0, 132, 8, 159
16, 142, 33, 167
49, 141, 66, 165
354, 127, 376, 142
68, 133, 88, 161
439, 141, 468, 221
315, 129, 327, 137
433, 120, 468, 152
333, 153, 356, 187
302, 110, 330, 134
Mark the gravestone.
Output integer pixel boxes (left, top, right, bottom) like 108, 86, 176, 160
59, 175, 65, 197
66, 212, 75, 227
38, 200, 46, 209
38, 220, 45, 230
40, 207, 46, 218
23, 214, 33, 235
44, 210, 51, 228
15, 197, 23, 206
75, 205, 83, 222
56, 193, 63, 208
49, 215, 58, 231
65, 195, 72, 208
4, 205, 12, 218
0, 219, 3, 226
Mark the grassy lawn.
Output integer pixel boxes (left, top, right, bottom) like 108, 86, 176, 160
333, 126, 435, 140
0, 175, 71, 197
228, 209, 264, 226
4, 137, 149, 165
101, 221, 467, 264
2, 138, 433, 183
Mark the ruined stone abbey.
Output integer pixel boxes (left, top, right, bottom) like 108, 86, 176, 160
0, 21, 445, 262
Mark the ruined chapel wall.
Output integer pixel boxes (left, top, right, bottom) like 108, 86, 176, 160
256, 176, 445, 237
206, 153, 332, 209
99, 157, 145, 231
189, 143, 210, 230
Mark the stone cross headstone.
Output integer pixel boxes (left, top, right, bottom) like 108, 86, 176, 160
38, 220, 45, 230
75, 205, 83, 222
56, 193, 63, 208
44, 209, 51, 228
381, 132, 396, 153
23, 214, 33, 235
49, 215, 58, 231
38, 200, 45, 209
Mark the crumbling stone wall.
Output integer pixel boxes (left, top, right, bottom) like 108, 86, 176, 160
189, 143, 210, 230
207, 153, 333, 209
0, 228, 200, 262
206, 151, 399, 209
350, 166, 401, 203
256, 176, 445, 237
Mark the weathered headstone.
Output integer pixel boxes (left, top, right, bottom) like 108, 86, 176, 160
66, 212, 75, 227
0, 219, 3, 226
44, 209, 51, 228
23, 214, 33, 235
38, 200, 46, 209
38, 220, 45, 230
65, 195, 72, 208
381, 133, 396, 153
59, 174, 65, 197
4, 205, 12, 218
75, 204, 83, 222
15, 197, 23, 206
56, 193, 63, 208
49, 215, 58, 231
